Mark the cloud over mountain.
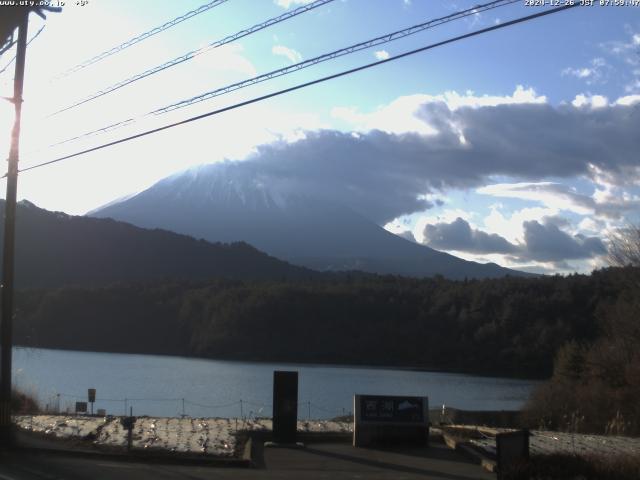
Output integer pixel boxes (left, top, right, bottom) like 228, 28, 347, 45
424, 217, 517, 254
520, 220, 606, 263
421, 217, 606, 266
246, 92, 639, 224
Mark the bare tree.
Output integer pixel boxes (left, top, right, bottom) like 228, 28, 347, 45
607, 224, 640, 267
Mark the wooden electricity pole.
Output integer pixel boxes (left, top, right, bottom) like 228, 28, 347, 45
0, 4, 60, 448
0, 8, 29, 448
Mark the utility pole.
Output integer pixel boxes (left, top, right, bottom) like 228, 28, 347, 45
0, 8, 29, 448
0, 5, 60, 448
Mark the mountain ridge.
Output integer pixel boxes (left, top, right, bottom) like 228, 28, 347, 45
0, 199, 314, 288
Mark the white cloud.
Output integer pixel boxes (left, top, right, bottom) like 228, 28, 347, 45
482, 205, 558, 244
331, 86, 546, 136
195, 43, 256, 76
331, 96, 438, 135
563, 67, 594, 79
615, 94, 640, 106
274, 0, 314, 8
419, 85, 547, 110
603, 30, 640, 64
477, 180, 640, 223
272, 45, 302, 64
562, 57, 609, 84
477, 182, 594, 215
625, 79, 640, 93
374, 50, 390, 60
600, 30, 640, 93
571, 94, 609, 109
578, 217, 606, 235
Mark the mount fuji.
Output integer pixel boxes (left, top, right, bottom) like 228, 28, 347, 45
91, 162, 528, 279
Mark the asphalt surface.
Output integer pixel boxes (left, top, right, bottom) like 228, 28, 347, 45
0, 440, 494, 480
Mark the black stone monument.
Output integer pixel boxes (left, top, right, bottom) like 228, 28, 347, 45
496, 429, 530, 479
272, 370, 298, 444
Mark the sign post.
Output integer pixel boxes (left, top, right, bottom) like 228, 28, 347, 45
120, 413, 136, 452
88, 388, 96, 415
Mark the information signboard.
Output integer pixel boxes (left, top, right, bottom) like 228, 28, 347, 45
354, 394, 428, 447
75, 401, 87, 413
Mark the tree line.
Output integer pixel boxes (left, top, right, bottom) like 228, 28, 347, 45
14, 267, 637, 379
524, 227, 640, 435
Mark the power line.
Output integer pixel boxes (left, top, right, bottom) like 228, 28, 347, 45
15, 4, 579, 177
0, 25, 45, 78
184, 399, 241, 410
51, 0, 230, 80
48, 0, 335, 117
45, 0, 519, 149
152, 0, 520, 116
0, 39, 15, 58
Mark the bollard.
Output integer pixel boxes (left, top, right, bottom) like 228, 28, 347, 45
120, 409, 136, 452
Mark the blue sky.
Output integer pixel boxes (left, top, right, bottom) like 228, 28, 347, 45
0, 0, 639, 274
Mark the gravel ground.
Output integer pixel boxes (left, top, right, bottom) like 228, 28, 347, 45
13, 415, 353, 457
467, 429, 640, 458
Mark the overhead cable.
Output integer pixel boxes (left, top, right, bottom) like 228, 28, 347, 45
0, 25, 45, 78
51, 0, 230, 80
151, 0, 520, 116
47, 0, 519, 148
14, 3, 579, 177
48, 0, 334, 116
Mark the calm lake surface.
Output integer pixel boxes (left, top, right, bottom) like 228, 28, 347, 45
13, 347, 539, 419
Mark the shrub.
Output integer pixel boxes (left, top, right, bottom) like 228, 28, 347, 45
11, 389, 39, 414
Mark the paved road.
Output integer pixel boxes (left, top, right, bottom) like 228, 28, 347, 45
0, 441, 493, 480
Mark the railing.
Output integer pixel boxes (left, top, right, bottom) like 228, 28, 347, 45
40, 392, 350, 421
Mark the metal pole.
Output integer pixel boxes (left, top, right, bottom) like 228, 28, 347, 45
0, 10, 29, 448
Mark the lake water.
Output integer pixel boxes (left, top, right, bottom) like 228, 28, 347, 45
13, 347, 539, 419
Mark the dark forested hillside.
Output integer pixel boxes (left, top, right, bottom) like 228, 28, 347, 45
14, 267, 637, 378
0, 200, 314, 288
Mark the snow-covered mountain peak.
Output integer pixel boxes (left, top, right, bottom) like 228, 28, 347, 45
91, 161, 528, 279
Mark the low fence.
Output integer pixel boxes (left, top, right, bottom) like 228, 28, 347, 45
40, 392, 351, 420
40, 394, 520, 425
